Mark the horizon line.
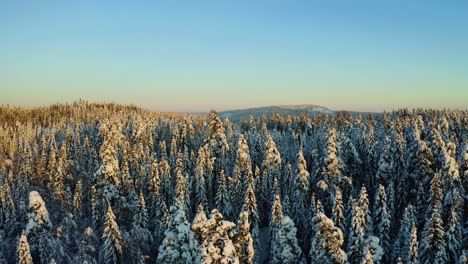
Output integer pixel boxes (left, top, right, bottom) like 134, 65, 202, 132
1, 99, 467, 114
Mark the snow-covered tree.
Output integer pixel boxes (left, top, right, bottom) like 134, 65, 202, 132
419, 204, 447, 264
72, 180, 83, 219
232, 211, 254, 264
201, 209, 239, 264
26, 191, 52, 237
216, 169, 232, 218
192, 204, 208, 247
270, 216, 303, 264
158, 205, 199, 264
194, 147, 208, 209
393, 205, 415, 263
131, 192, 152, 254
292, 149, 309, 227
373, 184, 390, 261
446, 205, 462, 264
17, 230, 32, 264
348, 199, 366, 264
320, 128, 343, 190
408, 223, 418, 264
75, 227, 98, 264
100, 205, 123, 264
310, 212, 347, 264
332, 187, 346, 234
260, 135, 282, 225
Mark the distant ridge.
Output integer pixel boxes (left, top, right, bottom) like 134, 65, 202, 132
219, 104, 334, 121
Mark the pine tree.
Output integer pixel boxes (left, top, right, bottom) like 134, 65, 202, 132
131, 192, 152, 253
215, 169, 232, 218
192, 204, 208, 247
321, 128, 343, 190
260, 135, 281, 225
270, 193, 283, 228
419, 204, 447, 264
97, 120, 121, 203
26, 191, 52, 237
241, 172, 259, 227
358, 186, 372, 234
1, 181, 16, 226
75, 227, 98, 264
100, 205, 123, 264
408, 223, 418, 264
17, 230, 32, 264
53, 158, 68, 207
446, 205, 462, 264
72, 180, 83, 219
234, 134, 253, 185
393, 205, 415, 263
233, 211, 254, 264
310, 212, 347, 264
348, 199, 366, 264
375, 136, 394, 187
270, 216, 303, 264
158, 205, 199, 264
174, 166, 189, 212
90, 185, 100, 230
292, 149, 309, 229
194, 147, 208, 209
332, 187, 345, 234
361, 243, 373, 264
373, 184, 390, 261
201, 209, 239, 264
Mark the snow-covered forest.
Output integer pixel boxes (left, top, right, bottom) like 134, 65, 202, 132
0, 101, 466, 264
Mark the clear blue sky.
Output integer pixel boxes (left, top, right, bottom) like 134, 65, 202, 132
1, 0, 467, 112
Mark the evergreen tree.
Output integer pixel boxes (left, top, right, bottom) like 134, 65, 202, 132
192, 204, 208, 247
17, 231, 32, 264
359, 186, 372, 235
375, 136, 394, 187
201, 209, 239, 264
260, 135, 281, 225
419, 204, 447, 264
446, 205, 462, 264
332, 187, 345, 235
319, 128, 343, 201
393, 205, 415, 263
131, 193, 152, 253
310, 212, 347, 264
194, 147, 208, 209
26, 191, 52, 237
215, 169, 232, 219
157, 205, 199, 264
72, 180, 83, 219
292, 149, 309, 230
270, 216, 303, 264
348, 199, 366, 264
408, 223, 418, 264
232, 211, 254, 264
75, 227, 98, 264
100, 205, 123, 264
373, 184, 390, 261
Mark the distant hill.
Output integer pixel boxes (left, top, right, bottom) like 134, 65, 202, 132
219, 104, 335, 121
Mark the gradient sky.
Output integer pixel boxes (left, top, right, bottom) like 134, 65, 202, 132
1, 0, 468, 112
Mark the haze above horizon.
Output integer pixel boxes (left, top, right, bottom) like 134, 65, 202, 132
2, 1, 468, 112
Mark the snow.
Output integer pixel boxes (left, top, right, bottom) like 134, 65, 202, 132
26, 191, 52, 236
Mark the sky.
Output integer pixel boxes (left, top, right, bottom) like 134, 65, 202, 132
1, 0, 468, 112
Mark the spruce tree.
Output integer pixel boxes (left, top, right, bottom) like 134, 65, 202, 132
158, 204, 199, 264
310, 212, 347, 264
17, 230, 32, 264
100, 205, 123, 264
419, 204, 447, 264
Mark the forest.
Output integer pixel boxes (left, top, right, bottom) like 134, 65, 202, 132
0, 100, 466, 264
